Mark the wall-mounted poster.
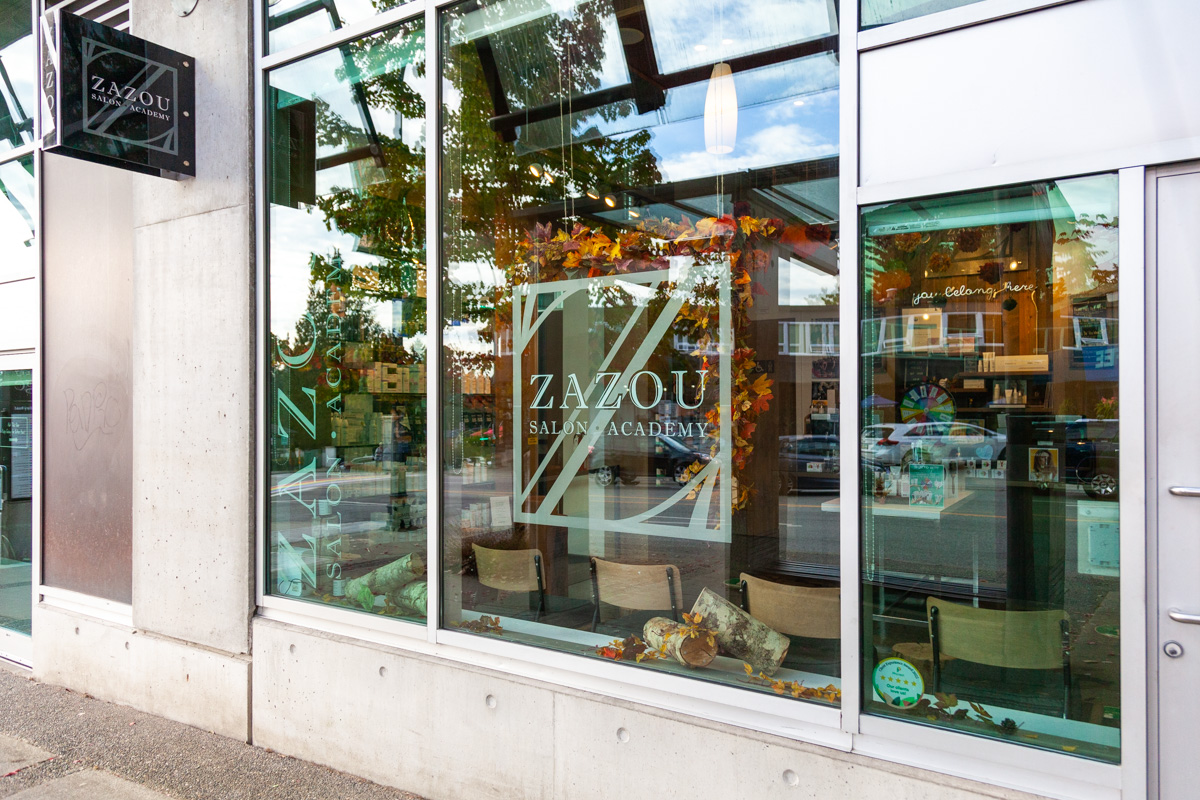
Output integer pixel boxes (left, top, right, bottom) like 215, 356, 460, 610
908, 464, 945, 508
1030, 448, 1059, 484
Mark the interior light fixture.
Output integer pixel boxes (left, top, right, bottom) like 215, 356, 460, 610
793, 99, 805, 107
1009, 260, 1019, 270
694, 44, 708, 52
629, 209, 641, 218
586, 190, 600, 200
704, 62, 737, 155
721, 38, 733, 45
604, 195, 617, 208
528, 164, 542, 178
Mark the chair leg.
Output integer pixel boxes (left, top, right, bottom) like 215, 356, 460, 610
739, 580, 749, 612
1060, 618, 1072, 719
590, 558, 600, 632
929, 606, 942, 693
667, 568, 678, 622
534, 554, 546, 623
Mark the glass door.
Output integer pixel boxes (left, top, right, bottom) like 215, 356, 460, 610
1152, 165, 1200, 798
0, 354, 32, 664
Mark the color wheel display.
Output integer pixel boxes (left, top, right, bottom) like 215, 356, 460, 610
899, 383, 956, 423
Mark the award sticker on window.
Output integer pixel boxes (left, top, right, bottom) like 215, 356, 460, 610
872, 657, 924, 708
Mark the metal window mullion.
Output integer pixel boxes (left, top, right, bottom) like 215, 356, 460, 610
422, 0, 441, 644
254, 0, 268, 609
1116, 165, 1148, 799
838, 0, 862, 736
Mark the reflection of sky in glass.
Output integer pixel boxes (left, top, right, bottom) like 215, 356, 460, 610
645, 0, 835, 74
268, 25, 426, 343
780, 257, 837, 305
267, 0, 408, 53
860, 0, 982, 29
0, 157, 35, 283
0, 32, 36, 152
270, 204, 399, 341
515, 54, 837, 187
455, 0, 629, 110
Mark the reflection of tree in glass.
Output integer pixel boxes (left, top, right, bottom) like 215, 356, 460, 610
311, 25, 427, 306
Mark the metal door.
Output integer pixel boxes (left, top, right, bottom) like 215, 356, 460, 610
1152, 164, 1200, 799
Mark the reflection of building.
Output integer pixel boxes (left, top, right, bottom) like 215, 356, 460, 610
1, 0, 1198, 799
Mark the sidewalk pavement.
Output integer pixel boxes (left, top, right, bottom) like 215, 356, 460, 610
0, 661, 424, 800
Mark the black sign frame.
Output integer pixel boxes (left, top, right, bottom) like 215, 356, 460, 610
42, 11, 195, 179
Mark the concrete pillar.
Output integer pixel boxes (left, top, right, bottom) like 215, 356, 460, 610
130, 0, 254, 734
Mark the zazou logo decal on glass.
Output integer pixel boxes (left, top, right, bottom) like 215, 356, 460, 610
512, 256, 733, 542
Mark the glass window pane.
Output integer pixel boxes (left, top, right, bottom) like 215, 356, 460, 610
0, 367, 32, 637
860, 174, 1120, 761
442, 0, 841, 704
0, 0, 35, 153
860, 0, 984, 29
0, 155, 34, 283
267, 0, 412, 54
266, 21, 428, 622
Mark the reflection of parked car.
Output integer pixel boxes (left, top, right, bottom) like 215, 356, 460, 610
779, 435, 839, 494
1065, 419, 1119, 499
590, 434, 710, 487
862, 422, 1007, 466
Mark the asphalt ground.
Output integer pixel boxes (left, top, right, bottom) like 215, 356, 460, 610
0, 661, 424, 800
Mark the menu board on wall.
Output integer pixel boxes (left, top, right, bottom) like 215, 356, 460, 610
2, 415, 31, 499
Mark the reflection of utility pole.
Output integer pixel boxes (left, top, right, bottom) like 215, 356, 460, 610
0, 56, 33, 149
268, 0, 386, 171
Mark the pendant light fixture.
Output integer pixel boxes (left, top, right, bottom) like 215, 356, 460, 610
704, 61, 737, 155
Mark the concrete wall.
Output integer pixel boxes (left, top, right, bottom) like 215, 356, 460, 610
251, 619, 1049, 800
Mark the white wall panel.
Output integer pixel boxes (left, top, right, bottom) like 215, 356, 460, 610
0, 279, 35, 352
860, 0, 1200, 189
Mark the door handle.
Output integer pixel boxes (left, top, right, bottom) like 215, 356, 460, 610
1169, 487, 1200, 497
1168, 609, 1200, 625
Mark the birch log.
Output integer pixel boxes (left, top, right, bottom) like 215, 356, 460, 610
388, 580, 427, 616
691, 587, 790, 675
643, 617, 718, 668
347, 553, 426, 610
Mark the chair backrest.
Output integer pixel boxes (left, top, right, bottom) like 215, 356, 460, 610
592, 558, 682, 613
926, 598, 1068, 670
740, 573, 839, 639
473, 544, 542, 593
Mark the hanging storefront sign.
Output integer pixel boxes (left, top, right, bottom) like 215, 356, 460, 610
41, 11, 195, 178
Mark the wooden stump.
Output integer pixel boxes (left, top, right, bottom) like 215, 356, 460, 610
346, 552, 426, 610
643, 617, 718, 668
691, 587, 789, 675
388, 580, 427, 616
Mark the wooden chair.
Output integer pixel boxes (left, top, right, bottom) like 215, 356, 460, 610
472, 544, 546, 621
738, 573, 839, 639
927, 598, 1071, 717
590, 557, 682, 632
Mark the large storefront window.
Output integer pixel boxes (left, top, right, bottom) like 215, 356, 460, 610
860, 0, 984, 29
266, 21, 429, 621
441, 0, 842, 703
860, 175, 1120, 761
0, 368, 32, 640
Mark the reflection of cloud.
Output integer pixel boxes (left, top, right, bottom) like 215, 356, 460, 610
660, 122, 836, 183
269, 205, 390, 341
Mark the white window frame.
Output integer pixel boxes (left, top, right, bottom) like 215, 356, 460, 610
252, 1, 1145, 798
